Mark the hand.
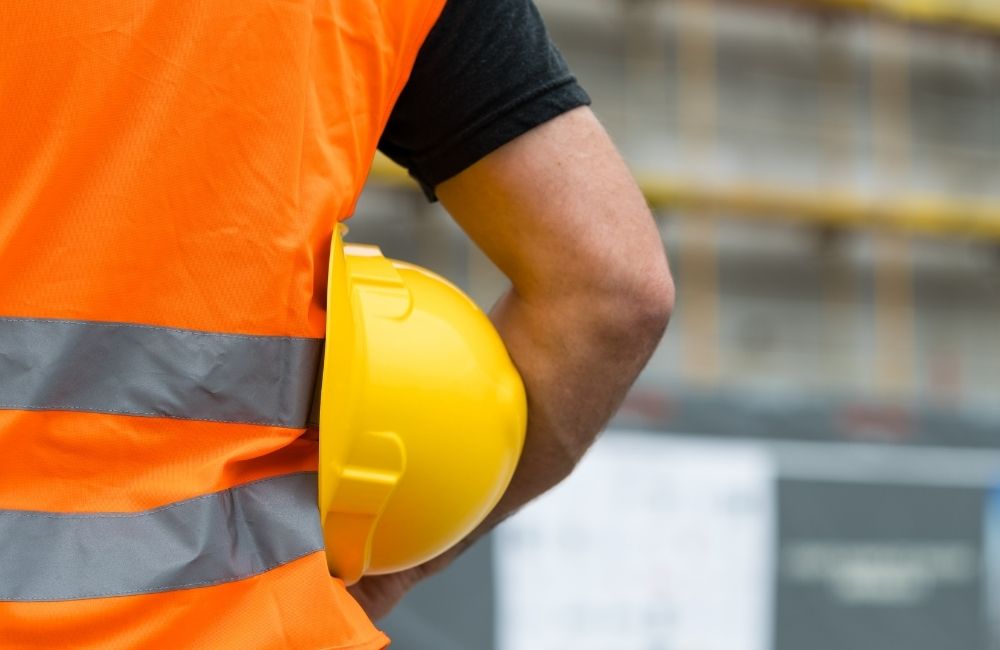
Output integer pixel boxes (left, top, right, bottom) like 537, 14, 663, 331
346, 551, 457, 621
347, 566, 425, 621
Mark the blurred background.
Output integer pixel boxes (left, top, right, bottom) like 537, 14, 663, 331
351, 1, 1000, 648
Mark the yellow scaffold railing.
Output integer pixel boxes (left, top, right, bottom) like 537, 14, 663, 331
794, 0, 1000, 33
368, 154, 1000, 242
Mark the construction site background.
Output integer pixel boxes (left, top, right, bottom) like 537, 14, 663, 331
350, 2, 1000, 648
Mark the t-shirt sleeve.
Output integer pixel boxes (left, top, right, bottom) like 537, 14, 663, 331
377, 0, 591, 200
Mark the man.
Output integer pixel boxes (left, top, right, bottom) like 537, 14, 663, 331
0, 0, 672, 647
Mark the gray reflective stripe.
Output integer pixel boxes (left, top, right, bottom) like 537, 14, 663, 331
0, 316, 322, 428
0, 473, 324, 602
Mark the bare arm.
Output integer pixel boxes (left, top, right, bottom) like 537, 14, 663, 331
440, 105, 673, 523
349, 106, 674, 617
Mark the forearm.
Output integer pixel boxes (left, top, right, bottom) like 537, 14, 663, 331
490, 288, 667, 517
422, 277, 671, 572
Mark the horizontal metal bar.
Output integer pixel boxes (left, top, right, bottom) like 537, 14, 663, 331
369, 155, 1000, 242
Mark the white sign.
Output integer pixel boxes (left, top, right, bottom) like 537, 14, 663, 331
496, 431, 775, 650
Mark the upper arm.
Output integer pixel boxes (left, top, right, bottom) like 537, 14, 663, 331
378, 0, 672, 322
436, 106, 673, 318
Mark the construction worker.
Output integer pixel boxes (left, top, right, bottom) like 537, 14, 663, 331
0, 0, 672, 647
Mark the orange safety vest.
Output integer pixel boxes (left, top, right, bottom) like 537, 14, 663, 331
0, 1, 444, 647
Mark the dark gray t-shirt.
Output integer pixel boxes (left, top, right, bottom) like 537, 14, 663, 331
378, 0, 591, 200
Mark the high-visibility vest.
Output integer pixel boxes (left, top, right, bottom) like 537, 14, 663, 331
0, 1, 445, 647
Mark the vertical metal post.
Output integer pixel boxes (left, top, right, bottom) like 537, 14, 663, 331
871, 16, 916, 401
622, 0, 668, 147
676, 0, 720, 387
819, 17, 857, 393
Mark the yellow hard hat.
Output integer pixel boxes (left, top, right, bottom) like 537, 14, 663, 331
318, 225, 527, 585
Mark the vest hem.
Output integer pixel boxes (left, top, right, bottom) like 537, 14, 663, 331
319, 630, 390, 650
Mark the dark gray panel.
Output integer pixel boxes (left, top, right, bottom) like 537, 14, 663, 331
775, 480, 988, 650
614, 386, 1000, 449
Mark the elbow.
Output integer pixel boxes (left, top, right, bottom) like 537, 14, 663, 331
548, 262, 673, 467
634, 270, 676, 347
596, 259, 675, 361
523, 242, 675, 362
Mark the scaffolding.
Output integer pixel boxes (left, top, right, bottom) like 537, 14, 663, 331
370, 0, 1000, 244
364, 0, 1000, 406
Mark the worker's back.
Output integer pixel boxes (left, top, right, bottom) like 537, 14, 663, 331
0, 1, 443, 647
